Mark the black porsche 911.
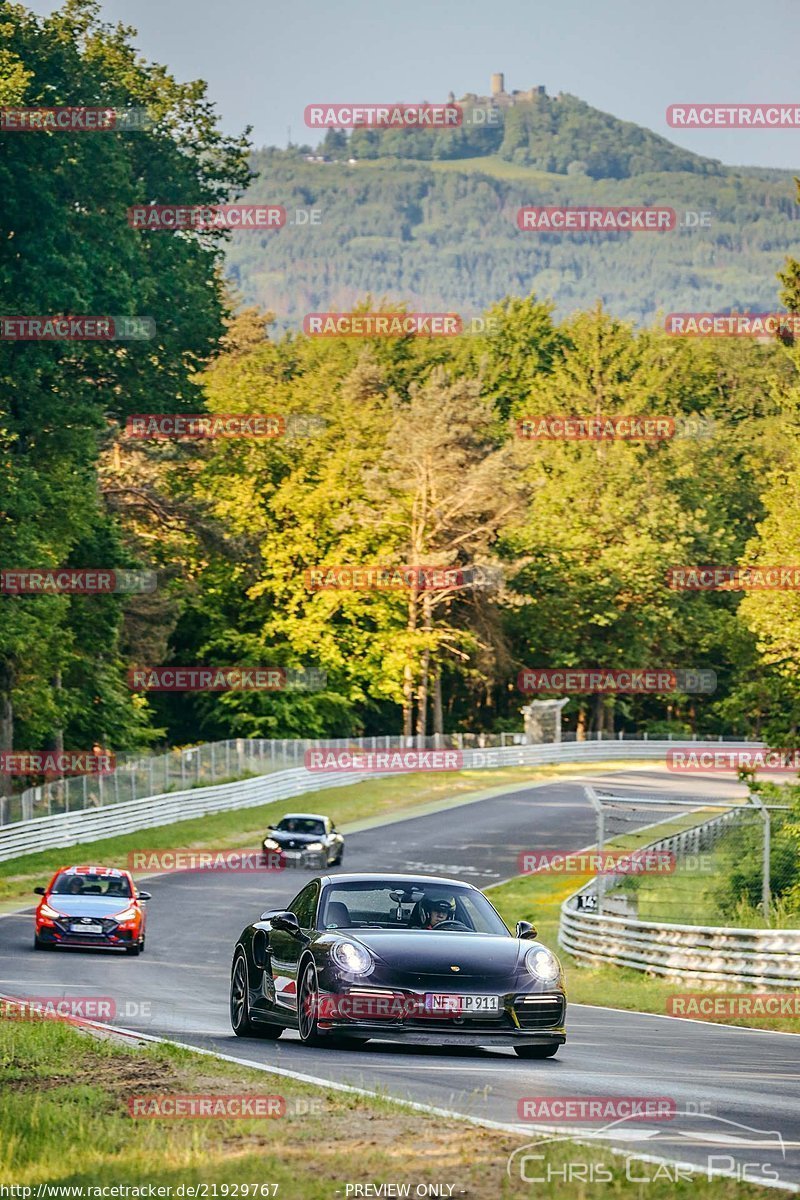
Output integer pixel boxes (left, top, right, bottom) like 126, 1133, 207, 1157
230, 873, 566, 1057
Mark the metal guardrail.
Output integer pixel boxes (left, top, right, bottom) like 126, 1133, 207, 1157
0, 737, 761, 865
6, 733, 531, 826
5, 730, 755, 826
559, 809, 800, 988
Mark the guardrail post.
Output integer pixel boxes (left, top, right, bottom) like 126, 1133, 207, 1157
750, 794, 772, 921
585, 785, 604, 916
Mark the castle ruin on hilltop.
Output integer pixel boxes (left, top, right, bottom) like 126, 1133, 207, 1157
447, 73, 551, 108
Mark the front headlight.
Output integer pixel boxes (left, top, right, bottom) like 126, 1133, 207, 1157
525, 946, 561, 984
39, 902, 65, 921
331, 941, 373, 975
306, 842, 325, 852
112, 906, 138, 922
263, 838, 280, 851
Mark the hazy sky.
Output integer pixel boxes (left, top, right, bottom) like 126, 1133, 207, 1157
24, 0, 800, 170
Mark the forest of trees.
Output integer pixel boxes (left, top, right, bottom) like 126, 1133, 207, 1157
226, 148, 800, 329
4, 2, 800, 795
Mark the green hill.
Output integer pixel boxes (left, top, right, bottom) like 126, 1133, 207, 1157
342, 90, 724, 179
224, 91, 800, 328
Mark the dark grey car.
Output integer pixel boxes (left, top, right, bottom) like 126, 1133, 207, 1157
262, 812, 345, 869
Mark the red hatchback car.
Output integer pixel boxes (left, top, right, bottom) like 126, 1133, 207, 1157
34, 865, 151, 955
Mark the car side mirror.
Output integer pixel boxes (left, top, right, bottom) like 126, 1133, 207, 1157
515, 920, 538, 940
137, 891, 152, 901
33, 886, 46, 895
270, 911, 302, 937
266, 824, 275, 831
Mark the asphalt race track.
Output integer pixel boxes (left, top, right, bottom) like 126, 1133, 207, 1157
2, 769, 799, 1189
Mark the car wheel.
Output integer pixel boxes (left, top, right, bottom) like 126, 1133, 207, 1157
230, 949, 283, 1039
33, 936, 53, 951
514, 1042, 560, 1059
333, 845, 344, 865
297, 959, 330, 1046
126, 943, 141, 956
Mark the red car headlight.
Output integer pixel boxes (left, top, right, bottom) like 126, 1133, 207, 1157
111, 906, 139, 922
38, 901, 64, 922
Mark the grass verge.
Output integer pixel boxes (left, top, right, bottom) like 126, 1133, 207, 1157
0, 1012, 783, 1198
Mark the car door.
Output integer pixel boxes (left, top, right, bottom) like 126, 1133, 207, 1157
267, 881, 319, 1016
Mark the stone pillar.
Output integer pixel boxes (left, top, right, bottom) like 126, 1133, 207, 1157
520, 698, 569, 743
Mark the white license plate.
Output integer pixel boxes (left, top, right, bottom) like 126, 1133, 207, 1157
425, 993, 501, 1014
71, 922, 103, 934
282, 850, 302, 859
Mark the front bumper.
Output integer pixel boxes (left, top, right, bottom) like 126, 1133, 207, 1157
316, 988, 566, 1045
37, 919, 139, 950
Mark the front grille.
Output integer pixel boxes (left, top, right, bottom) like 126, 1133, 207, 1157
513, 994, 565, 1029
55, 916, 117, 936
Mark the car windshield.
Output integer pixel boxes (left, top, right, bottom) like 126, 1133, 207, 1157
318, 880, 509, 935
276, 818, 325, 835
51, 872, 132, 898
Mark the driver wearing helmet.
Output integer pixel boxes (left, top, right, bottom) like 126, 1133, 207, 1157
421, 895, 456, 929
